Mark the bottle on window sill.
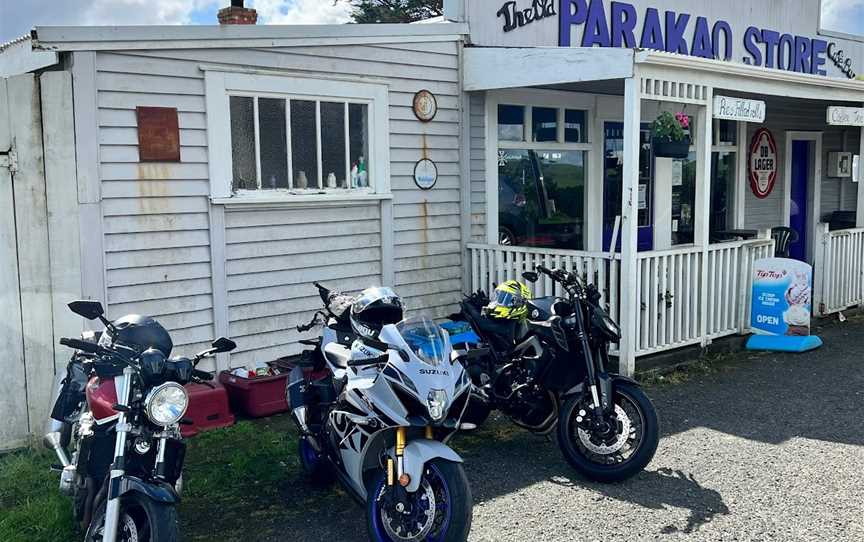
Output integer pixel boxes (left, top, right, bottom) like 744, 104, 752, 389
358, 157, 367, 187
327, 172, 337, 189
296, 170, 308, 189
350, 164, 359, 188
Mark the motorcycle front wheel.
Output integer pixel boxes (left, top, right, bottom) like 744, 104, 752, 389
85, 492, 179, 542
557, 381, 659, 483
367, 459, 473, 542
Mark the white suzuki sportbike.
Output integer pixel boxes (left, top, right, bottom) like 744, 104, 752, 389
289, 287, 474, 541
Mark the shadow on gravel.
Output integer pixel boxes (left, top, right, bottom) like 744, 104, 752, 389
550, 467, 730, 534
649, 321, 864, 448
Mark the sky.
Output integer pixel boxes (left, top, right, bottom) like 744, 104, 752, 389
0, 0, 354, 43
1, 0, 863, 44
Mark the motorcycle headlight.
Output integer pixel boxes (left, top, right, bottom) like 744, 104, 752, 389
427, 389, 448, 422
144, 382, 189, 427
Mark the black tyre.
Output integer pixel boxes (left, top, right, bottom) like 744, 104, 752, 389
460, 399, 492, 428
298, 434, 336, 486
498, 227, 515, 246
367, 459, 473, 542
85, 492, 179, 542
557, 382, 659, 483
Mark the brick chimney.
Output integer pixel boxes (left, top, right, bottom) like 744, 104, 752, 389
218, 0, 258, 25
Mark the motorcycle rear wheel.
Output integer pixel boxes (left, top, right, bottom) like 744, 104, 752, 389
367, 459, 472, 542
85, 492, 179, 542
557, 382, 659, 483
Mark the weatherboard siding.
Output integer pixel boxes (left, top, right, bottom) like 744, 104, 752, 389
93, 39, 464, 363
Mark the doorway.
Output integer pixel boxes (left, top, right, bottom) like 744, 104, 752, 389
602, 121, 654, 252
789, 141, 809, 261
783, 132, 822, 264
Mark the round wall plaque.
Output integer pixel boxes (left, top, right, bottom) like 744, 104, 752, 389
749, 128, 778, 199
413, 90, 438, 122
413, 159, 438, 190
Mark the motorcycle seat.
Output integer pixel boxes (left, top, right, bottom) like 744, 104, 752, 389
323, 342, 352, 369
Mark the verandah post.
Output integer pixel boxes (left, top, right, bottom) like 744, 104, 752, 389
618, 73, 641, 376
857, 123, 864, 229
695, 87, 714, 346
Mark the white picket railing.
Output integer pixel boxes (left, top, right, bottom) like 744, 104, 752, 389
634, 238, 774, 356
635, 246, 704, 355
817, 225, 864, 315
468, 237, 774, 360
467, 244, 621, 353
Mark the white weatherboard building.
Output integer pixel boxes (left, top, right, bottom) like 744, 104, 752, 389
0, 0, 862, 448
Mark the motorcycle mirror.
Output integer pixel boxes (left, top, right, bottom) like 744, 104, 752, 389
211, 337, 237, 354
68, 300, 105, 321
522, 271, 539, 283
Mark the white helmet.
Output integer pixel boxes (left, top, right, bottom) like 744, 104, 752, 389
350, 287, 404, 339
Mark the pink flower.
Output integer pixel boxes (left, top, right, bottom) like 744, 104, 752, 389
675, 112, 690, 129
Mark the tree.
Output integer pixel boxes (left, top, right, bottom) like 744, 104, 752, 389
338, 0, 443, 23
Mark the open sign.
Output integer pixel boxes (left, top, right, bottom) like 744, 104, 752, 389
749, 128, 778, 199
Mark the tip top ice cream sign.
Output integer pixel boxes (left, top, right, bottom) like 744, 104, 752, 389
495, 0, 859, 79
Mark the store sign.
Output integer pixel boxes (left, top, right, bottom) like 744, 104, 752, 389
826, 106, 864, 127
498, 0, 556, 32
751, 258, 812, 336
558, 0, 853, 77
749, 128, 777, 199
713, 95, 765, 123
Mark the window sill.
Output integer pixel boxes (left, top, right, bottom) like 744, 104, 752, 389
211, 191, 393, 209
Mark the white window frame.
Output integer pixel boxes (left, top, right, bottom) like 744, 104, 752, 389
485, 89, 596, 246
205, 68, 391, 204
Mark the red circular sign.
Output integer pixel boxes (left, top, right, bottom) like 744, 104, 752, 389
749, 128, 778, 199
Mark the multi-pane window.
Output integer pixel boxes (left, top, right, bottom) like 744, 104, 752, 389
497, 104, 590, 250
710, 119, 739, 240
229, 95, 370, 192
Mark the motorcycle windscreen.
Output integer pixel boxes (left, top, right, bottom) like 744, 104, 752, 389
50, 362, 89, 422
395, 316, 449, 367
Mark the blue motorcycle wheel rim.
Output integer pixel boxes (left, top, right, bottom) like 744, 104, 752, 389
371, 462, 452, 542
300, 437, 320, 469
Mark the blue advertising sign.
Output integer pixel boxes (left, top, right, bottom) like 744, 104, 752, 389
750, 258, 812, 336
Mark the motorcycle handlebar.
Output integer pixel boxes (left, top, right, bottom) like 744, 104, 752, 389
59, 337, 100, 354
192, 369, 213, 381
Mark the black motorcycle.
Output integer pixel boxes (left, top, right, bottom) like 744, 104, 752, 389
451, 266, 659, 482
44, 300, 236, 541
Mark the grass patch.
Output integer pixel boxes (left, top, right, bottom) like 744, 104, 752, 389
0, 448, 76, 542
638, 352, 747, 388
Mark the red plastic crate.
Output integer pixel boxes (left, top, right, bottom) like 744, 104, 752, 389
219, 370, 289, 418
181, 381, 235, 438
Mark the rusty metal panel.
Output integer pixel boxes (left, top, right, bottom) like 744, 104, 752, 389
136, 106, 180, 162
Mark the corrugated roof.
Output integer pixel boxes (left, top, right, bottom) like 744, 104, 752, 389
0, 34, 31, 54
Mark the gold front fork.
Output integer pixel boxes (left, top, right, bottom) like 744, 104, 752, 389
425, 426, 433, 439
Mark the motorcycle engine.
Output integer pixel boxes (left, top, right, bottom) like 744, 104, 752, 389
493, 363, 559, 433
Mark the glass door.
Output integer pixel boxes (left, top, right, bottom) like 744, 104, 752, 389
602, 121, 654, 252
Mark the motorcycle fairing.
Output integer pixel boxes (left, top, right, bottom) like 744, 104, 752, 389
109, 475, 179, 504
390, 439, 463, 493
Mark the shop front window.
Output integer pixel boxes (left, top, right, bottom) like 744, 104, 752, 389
710, 120, 739, 240
603, 122, 653, 251
672, 153, 697, 245
498, 149, 585, 249
496, 103, 590, 250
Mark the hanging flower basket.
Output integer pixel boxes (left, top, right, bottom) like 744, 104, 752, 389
651, 111, 691, 159
653, 138, 691, 158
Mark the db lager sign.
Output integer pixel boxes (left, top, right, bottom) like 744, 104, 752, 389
749, 128, 777, 199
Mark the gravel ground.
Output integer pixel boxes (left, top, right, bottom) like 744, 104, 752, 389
276, 318, 864, 542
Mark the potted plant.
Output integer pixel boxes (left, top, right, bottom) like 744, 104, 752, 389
651, 111, 691, 158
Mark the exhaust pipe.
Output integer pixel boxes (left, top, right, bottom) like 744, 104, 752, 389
43, 418, 71, 467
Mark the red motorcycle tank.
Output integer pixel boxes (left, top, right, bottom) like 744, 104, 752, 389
86, 377, 119, 422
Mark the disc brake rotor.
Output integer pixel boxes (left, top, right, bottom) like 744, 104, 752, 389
577, 404, 632, 455
94, 513, 139, 542
379, 478, 437, 541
